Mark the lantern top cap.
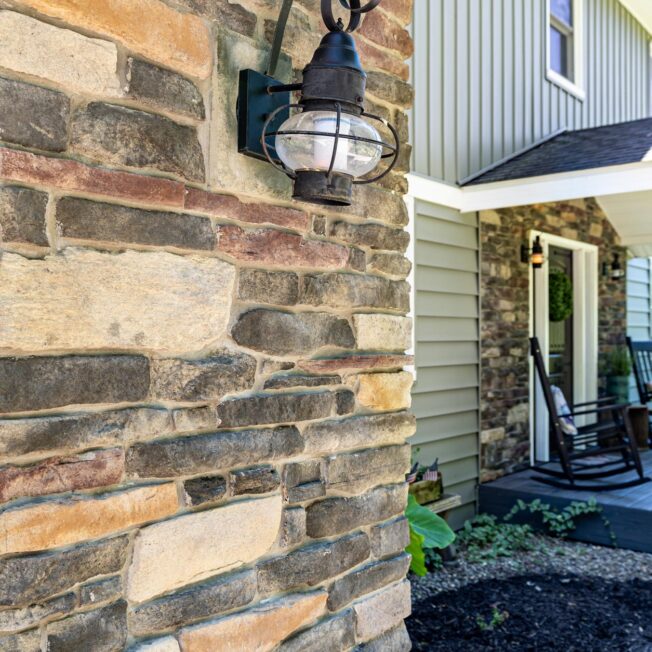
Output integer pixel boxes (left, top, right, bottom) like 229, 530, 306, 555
305, 31, 364, 74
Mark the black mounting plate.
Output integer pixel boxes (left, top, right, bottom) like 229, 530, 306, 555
237, 69, 291, 163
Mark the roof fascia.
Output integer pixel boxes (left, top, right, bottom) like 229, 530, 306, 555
408, 161, 652, 213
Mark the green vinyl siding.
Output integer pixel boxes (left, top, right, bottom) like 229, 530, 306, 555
411, 198, 480, 528
627, 258, 652, 401
411, 0, 651, 184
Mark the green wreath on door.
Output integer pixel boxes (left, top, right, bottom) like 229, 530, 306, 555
549, 268, 573, 322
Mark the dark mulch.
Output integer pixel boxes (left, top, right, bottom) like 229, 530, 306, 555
407, 573, 652, 651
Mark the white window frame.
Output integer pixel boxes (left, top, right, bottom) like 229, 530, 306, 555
546, 0, 586, 101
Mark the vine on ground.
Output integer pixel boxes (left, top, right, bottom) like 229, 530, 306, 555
457, 498, 616, 561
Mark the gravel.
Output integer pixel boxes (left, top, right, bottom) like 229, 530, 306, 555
408, 537, 652, 651
411, 535, 652, 602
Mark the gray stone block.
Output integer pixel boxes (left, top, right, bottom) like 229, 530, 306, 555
306, 484, 408, 538
0, 355, 150, 413
71, 102, 205, 182
257, 531, 370, 594
0, 186, 48, 246
0, 535, 129, 607
126, 427, 303, 478
232, 309, 354, 356
126, 58, 205, 119
46, 601, 128, 652
56, 197, 215, 251
0, 76, 69, 151
130, 570, 256, 636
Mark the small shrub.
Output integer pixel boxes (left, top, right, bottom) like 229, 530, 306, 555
476, 607, 509, 632
457, 513, 537, 561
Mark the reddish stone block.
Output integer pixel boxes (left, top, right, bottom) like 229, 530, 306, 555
0, 449, 125, 504
359, 11, 413, 59
216, 225, 352, 270
356, 39, 409, 80
185, 188, 309, 231
0, 147, 185, 207
296, 355, 413, 374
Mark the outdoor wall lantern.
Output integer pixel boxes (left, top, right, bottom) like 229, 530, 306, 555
521, 236, 545, 269
237, 0, 400, 206
603, 253, 625, 280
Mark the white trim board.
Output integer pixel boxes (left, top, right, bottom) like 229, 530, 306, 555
527, 231, 599, 463
408, 160, 652, 213
618, 0, 652, 34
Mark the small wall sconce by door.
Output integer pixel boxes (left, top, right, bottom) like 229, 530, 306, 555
521, 235, 545, 269
237, 0, 400, 206
602, 253, 625, 280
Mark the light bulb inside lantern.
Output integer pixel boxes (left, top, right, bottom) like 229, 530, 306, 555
275, 110, 383, 178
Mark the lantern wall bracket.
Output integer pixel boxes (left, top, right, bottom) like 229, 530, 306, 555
237, 69, 291, 163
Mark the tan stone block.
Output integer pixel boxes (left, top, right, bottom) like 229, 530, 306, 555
353, 314, 412, 351
0, 484, 178, 555
480, 428, 505, 444
356, 372, 413, 411
0, 11, 122, 97
353, 580, 411, 642
14, 0, 212, 78
590, 223, 603, 238
507, 403, 529, 426
127, 496, 282, 603
178, 590, 327, 652
561, 228, 578, 240
133, 637, 181, 652
0, 249, 235, 356
481, 210, 502, 226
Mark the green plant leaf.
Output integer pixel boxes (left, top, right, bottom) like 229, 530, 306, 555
549, 268, 573, 322
406, 525, 427, 576
405, 494, 456, 549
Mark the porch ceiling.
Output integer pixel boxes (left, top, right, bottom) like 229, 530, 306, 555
598, 190, 652, 257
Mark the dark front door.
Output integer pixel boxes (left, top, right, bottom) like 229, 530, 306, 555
548, 246, 574, 447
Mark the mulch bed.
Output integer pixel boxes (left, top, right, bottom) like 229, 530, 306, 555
407, 573, 652, 651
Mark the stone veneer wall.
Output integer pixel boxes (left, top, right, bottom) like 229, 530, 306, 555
480, 199, 627, 481
0, 1, 414, 650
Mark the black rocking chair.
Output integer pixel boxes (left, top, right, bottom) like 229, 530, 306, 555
627, 336, 652, 406
530, 337, 648, 490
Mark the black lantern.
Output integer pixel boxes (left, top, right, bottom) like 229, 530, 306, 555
237, 0, 399, 206
603, 253, 625, 279
521, 235, 545, 269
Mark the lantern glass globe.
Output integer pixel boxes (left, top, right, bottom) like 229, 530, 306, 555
275, 110, 383, 177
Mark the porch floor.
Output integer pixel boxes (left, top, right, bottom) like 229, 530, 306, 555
479, 450, 652, 553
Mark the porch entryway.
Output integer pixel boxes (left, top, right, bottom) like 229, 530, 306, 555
529, 231, 599, 464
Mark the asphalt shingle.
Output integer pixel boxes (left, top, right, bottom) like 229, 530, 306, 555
464, 117, 652, 185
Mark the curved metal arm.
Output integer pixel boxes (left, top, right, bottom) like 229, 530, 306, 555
321, 0, 382, 32
267, 0, 294, 77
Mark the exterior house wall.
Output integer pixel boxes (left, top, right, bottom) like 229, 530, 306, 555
0, 1, 414, 650
627, 257, 652, 400
411, 0, 651, 184
480, 199, 627, 480
412, 200, 480, 528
